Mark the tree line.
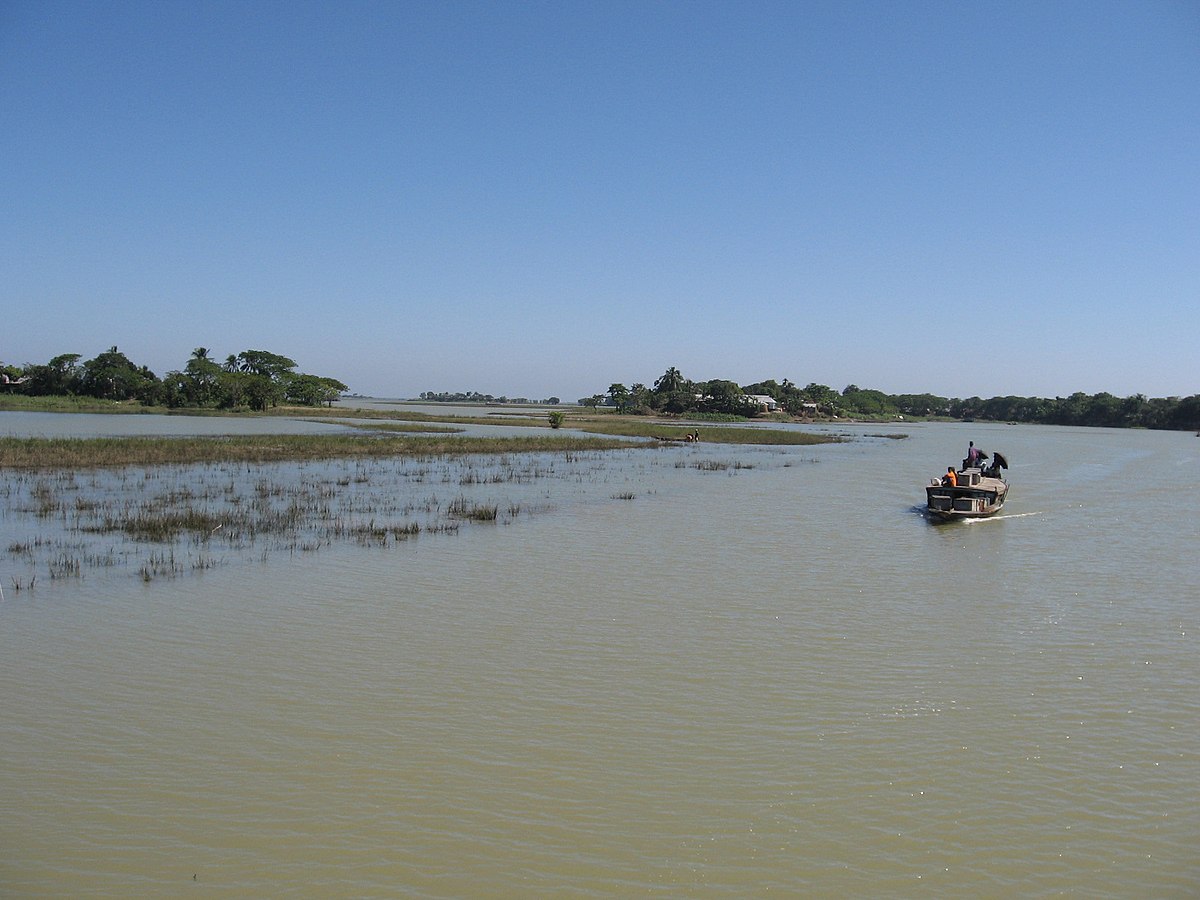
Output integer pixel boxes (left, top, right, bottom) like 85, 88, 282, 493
1, 347, 348, 412
584, 367, 1200, 431
418, 391, 561, 405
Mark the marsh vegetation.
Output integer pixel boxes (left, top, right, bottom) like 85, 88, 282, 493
1, 449, 641, 584
0, 405, 854, 588
0, 432, 643, 468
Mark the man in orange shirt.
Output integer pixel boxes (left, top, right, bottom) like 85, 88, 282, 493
942, 467, 958, 487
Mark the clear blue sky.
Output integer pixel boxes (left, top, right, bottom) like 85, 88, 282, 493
3, 0, 1197, 402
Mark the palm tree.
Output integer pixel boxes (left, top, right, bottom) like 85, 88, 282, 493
654, 366, 684, 394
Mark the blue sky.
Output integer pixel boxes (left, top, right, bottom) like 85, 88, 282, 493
3, 1, 1197, 402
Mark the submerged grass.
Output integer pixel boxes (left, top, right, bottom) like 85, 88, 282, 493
0, 433, 644, 469
1, 450, 615, 582
448, 496, 499, 521
0, 413, 869, 587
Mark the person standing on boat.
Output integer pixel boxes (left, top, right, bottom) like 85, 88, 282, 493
943, 467, 958, 487
966, 441, 982, 467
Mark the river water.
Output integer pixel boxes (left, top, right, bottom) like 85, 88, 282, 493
0, 415, 1196, 897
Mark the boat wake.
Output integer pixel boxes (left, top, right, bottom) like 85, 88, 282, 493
962, 511, 1043, 524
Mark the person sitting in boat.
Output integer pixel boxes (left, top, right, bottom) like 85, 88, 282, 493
983, 451, 1007, 479
942, 467, 958, 487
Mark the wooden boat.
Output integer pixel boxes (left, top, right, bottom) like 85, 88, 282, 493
925, 452, 1009, 520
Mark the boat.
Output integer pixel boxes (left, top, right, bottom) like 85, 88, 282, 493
925, 451, 1009, 520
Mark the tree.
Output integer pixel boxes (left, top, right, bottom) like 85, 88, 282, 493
1121, 393, 1147, 426
894, 393, 950, 417
184, 347, 223, 406
217, 370, 248, 409
700, 379, 754, 416
80, 346, 160, 402
741, 379, 781, 401
235, 349, 297, 380
223, 349, 299, 410
237, 372, 277, 412
834, 385, 894, 417
654, 366, 685, 394
607, 383, 630, 412
627, 383, 651, 412
285, 374, 348, 407
1087, 392, 1122, 428
159, 371, 191, 408
1167, 394, 1200, 431
802, 383, 837, 408
651, 366, 695, 413
22, 353, 83, 395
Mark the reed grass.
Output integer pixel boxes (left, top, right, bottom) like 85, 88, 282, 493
447, 496, 499, 521
0, 395, 150, 413
0, 433, 644, 469
0, 412, 857, 587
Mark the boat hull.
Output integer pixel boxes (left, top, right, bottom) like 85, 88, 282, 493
925, 475, 1008, 520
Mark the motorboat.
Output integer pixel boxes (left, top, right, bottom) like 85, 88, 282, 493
926, 452, 1009, 521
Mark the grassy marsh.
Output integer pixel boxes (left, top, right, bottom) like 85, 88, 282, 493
0, 449, 640, 583
0, 404, 867, 588
0, 433, 643, 469
1, 396, 854, 447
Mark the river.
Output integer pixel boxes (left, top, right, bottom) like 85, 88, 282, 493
1, 414, 1196, 897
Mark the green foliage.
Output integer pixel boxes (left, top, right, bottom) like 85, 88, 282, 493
606, 383, 630, 412
5, 345, 346, 411
286, 374, 349, 407
697, 379, 757, 416
839, 386, 893, 416
418, 390, 542, 404
547, 411, 566, 429
79, 346, 161, 402
588, 365, 1200, 432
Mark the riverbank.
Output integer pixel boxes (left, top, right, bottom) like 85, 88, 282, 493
0, 400, 851, 461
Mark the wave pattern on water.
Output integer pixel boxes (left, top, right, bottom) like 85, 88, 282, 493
1, 424, 1198, 896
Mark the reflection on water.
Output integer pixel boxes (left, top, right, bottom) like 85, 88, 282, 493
1, 422, 1197, 896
